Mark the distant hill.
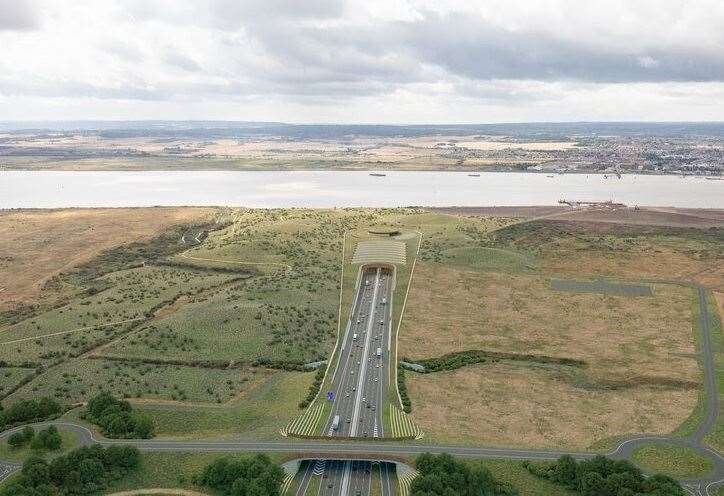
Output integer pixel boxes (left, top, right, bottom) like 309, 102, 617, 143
1, 120, 724, 139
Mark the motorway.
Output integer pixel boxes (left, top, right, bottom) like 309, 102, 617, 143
296, 265, 395, 495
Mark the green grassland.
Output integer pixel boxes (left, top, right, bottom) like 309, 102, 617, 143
101, 278, 337, 365
0, 368, 34, 396
102, 452, 288, 493
479, 460, 577, 496
704, 295, 724, 452
10, 358, 265, 404
631, 443, 714, 479
122, 371, 314, 439
0, 266, 238, 367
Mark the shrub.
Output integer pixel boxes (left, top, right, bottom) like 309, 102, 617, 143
397, 366, 412, 413
84, 392, 154, 439
298, 366, 326, 409
0, 397, 62, 429
30, 426, 63, 451
0, 445, 140, 496
196, 454, 284, 496
411, 453, 517, 496
526, 454, 684, 496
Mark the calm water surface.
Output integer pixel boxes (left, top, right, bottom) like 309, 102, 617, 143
1, 171, 722, 208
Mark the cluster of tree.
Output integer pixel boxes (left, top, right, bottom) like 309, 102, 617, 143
195, 454, 284, 496
84, 392, 154, 439
252, 358, 307, 372
525, 455, 685, 496
0, 444, 140, 496
415, 350, 585, 374
0, 398, 62, 430
397, 366, 412, 413
7, 426, 62, 451
411, 453, 517, 496
298, 366, 326, 409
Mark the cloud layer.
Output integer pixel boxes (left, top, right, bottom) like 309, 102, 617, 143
0, 0, 723, 121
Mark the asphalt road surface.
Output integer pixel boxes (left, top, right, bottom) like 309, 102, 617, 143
312, 266, 394, 495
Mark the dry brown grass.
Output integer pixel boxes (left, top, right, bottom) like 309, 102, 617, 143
400, 263, 698, 385
407, 362, 697, 449
0, 207, 217, 310
399, 254, 703, 449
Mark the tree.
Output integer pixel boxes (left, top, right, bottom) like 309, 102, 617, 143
133, 415, 154, 439
20, 457, 51, 488
7, 432, 26, 449
527, 454, 682, 496
197, 455, 283, 496
550, 455, 577, 488
31, 426, 62, 451
410, 453, 515, 496
579, 472, 605, 496
22, 426, 35, 442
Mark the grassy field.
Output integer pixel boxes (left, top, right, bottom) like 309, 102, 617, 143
101, 452, 287, 494
2, 207, 721, 450
705, 295, 724, 452
631, 443, 714, 479
400, 265, 697, 386
0, 367, 33, 396
0, 207, 218, 314
0, 427, 80, 463
400, 218, 722, 449
407, 361, 697, 449
478, 459, 577, 496
116, 371, 315, 440
10, 358, 272, 404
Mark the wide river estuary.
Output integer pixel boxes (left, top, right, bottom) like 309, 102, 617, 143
1, 170, 722, 208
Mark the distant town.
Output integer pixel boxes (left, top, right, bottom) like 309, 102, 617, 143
1, 121, 722, 175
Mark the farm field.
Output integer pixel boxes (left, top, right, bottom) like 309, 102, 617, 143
400, 218, 723, 449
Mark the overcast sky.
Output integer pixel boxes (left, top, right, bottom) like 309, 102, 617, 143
1, 0, 723, 123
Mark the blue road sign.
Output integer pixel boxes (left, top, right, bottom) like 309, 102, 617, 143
327, 391, 335, 401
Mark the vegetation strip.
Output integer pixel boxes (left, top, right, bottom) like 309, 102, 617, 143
406, 349, 586, 373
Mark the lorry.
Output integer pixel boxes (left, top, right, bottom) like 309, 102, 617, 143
332, 415, 340, 431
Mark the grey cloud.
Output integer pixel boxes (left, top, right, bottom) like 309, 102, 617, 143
163, 51, 202, 72
0, 0, 39, 30
122, 0, 345, 29
401, 13, 724, 83
101, 40, 145, 62
237, 10, 724, 85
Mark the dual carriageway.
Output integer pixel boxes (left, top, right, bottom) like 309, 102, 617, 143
294, 265, 397, 496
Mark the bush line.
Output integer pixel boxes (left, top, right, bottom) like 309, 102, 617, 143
405, 349, 586, 374
298, 366, 326, 409
397, 366, 412, 413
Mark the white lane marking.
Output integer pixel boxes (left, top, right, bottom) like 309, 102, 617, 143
350, 268, 381, 436
340, 461, 351, 496
325, 273, 371, 435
